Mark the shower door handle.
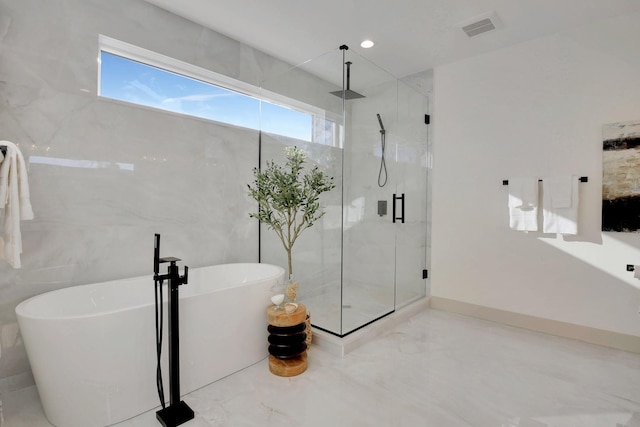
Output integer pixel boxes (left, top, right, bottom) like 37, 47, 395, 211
393, 193, 405, 223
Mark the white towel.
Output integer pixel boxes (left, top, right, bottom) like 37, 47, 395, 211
0, 141, 34, 268
508, 177, 538, 209
634, 266, 640, 280
542, 175, 579, 235
508, 177, 539, 231
547, 175, 573, 208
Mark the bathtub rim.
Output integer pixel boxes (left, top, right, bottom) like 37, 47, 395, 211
15, 262, 284, 321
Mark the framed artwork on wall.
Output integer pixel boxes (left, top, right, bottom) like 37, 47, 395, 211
602, 120, 640, 232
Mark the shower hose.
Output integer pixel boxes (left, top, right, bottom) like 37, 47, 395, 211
154, 277, 166, 409
378, 129, 387, 187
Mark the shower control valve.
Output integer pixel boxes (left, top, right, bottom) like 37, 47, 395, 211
378, 200, 387, 216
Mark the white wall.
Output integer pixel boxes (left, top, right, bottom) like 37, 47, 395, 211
432, 12, 640, 338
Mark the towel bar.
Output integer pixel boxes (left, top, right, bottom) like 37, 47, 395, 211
502, 177, 588, 185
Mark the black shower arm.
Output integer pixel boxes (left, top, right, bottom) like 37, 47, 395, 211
345, 61, 353, 90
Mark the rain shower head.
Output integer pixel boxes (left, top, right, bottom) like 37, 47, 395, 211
333, 88, 366, 100
330, 61, 365, 100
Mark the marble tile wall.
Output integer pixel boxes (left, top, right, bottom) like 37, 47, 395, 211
0, 0, 304, 393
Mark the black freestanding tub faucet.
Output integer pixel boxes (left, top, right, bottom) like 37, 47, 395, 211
153, 233, 194, 427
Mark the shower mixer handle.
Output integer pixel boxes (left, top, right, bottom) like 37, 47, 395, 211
166, 261, 188, 286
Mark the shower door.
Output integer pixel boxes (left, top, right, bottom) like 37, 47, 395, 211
258, 47, 428, 337
393, 80, 429, 310
340, 57, 428, 334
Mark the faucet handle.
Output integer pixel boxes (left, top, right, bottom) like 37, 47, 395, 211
182, 266, 188, 285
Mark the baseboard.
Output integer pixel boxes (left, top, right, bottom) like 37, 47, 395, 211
430, 296, 640, 354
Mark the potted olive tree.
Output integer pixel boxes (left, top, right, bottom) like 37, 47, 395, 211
248, 146, 335, 301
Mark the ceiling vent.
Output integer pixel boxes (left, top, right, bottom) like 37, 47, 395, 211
459, 11, 503, 38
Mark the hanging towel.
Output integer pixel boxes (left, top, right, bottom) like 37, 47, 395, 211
548, 175, 573, 208
634, 266, 640, 280
542, 175, 579, 235
508, 177, 538, 209
0, 141, 34, 268
508, 177, 539, 231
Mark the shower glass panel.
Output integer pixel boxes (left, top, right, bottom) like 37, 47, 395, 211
259, 46, 428, 336
395, 80, 430, 309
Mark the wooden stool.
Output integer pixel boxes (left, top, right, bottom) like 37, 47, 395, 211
266, 302, 308, 377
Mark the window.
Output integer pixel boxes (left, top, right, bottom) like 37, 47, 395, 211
98, 36, 338, 146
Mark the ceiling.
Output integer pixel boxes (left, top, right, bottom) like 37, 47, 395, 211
144, 0, 640, 79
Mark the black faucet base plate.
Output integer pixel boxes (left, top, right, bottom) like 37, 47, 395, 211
156, 401, 194, 427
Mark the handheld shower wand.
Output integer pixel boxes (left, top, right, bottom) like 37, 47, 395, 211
377, 114, 387, 187
377, 113, 385, 135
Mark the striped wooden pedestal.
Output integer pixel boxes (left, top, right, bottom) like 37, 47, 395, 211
266, 303, 308, 377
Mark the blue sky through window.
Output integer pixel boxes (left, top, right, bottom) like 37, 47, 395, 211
99, 52, 312, 141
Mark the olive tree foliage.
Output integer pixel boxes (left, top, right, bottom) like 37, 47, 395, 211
248, 147, 335, 279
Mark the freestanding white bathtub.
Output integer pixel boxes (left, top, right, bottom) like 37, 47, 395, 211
15, 263, 284, 427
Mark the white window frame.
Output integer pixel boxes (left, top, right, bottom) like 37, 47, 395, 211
98, 35, 340, 146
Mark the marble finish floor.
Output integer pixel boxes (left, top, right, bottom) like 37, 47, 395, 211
304, 281, 424, 335
3, 308, 640, 427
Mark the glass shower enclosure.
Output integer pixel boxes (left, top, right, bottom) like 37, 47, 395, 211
259, 46, 428, 336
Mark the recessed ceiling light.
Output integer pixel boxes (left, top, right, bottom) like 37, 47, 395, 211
360, 40, 374, 48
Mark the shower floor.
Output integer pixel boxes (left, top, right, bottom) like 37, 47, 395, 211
304, 280, 423, 336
